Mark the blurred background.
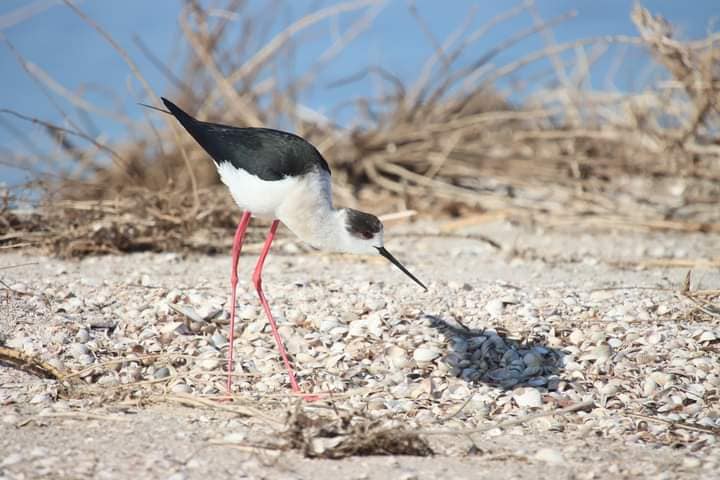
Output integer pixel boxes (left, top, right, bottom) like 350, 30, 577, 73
0, 0, 718, 255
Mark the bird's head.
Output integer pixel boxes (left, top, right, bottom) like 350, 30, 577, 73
339, 208, 427, 291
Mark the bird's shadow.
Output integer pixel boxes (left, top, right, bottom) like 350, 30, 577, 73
422, 314, 565, 390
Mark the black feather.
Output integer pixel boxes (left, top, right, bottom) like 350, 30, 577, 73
161, 97, 331, 181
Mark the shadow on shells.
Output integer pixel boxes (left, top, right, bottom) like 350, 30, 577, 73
424, 314, 565, 392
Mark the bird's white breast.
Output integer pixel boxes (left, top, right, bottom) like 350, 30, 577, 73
216, 163, 335, 235
216, 162, 300, 219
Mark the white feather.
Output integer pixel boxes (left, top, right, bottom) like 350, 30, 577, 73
216, 163, 384, 254
216, 162, 300, 219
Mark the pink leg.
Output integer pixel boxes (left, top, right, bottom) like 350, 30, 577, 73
252, 220, 301, 393
226, 210, 252, 394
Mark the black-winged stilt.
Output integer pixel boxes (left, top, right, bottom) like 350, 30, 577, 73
156, 98, 426, 395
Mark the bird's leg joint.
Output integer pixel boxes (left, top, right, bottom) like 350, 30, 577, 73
251, 272, 262, 291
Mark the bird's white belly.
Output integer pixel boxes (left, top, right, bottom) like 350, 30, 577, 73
216, 163, 298, 219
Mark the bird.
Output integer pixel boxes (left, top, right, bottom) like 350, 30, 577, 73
152, 97, 427, 396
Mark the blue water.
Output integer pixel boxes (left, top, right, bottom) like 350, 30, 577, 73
1, 0, 717, 187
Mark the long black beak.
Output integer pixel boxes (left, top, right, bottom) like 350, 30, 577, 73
376, 247, 427, 291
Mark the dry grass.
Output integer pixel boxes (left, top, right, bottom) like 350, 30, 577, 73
1, 2, 719, 256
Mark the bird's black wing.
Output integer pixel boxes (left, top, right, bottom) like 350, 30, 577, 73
161, 97, 330, 181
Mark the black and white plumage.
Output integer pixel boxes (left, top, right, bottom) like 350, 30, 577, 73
157, 97, 426, 396
162, 98, 330, 181
161, 98, 427, 277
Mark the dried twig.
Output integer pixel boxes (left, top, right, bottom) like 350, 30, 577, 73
626, 412, 720, 436
0, 346, 65, 381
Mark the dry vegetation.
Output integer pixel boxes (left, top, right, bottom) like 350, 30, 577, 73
1, 1, 719, 256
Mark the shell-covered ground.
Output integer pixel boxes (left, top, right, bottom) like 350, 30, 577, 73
1, 218, 719, 479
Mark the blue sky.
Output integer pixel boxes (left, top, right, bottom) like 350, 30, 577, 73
0, 0, 717, 185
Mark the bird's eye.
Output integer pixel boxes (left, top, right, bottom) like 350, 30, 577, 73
362, 231, 373, 239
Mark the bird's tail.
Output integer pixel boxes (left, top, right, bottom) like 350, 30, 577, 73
159, 97, 199, 131
139, 98, 199, 128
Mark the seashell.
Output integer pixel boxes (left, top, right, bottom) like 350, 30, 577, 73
649, 371, 672, 386
30, 393, 52, 404
285, 309, 306, 323
329, 326, 349, 337
599, 381, 619, 397
194, 296, 223, 319
309, 437, 345, 456
47, 357, 65, 372
366, 398, 386, 411
691, 356, 714, 371
507, 359, 525, 377
413, 346, 441, 363
656, 304, 672, 315
68, 342, 90, 358
461, 368, 481, 382
513, 387, 543, 408
450, 337, 468, 354
502, 349, 521, 365
534, 448, 564, 465
386, 399, 414, 413
698, 330, 718, 343
366, 313, 384, 337
484, 299, 505, 317
487, 368, 512, 382
78, 354, 94, 366
97, 374, 119, 386
75, 328, 90, 343
527, 376, 548, 387
635, 350, 656, 364
580, 343, 611, 362
705, 373, 720, 387
345, 339, 370, 360
385, 346, 410, 369
523, 351, 542, 369
168, 304, 204, 324
238, 305, 257, 320
348, 319, 367, 337
198, 357, 220, 371
643, 378, 657, 397
170, 382, 192, 394
324, 353, 345, 369
488, 333, 506, 350
125, 365, 142, 382
467, 336, 486, 350
682, 457, 702, 469
365, 297, 387, 311
295, 352, 315, 364
568, 329, 585, 345
211, 334, 227, 349
443, 383, 471, 401
685, 383, 705, 398
319, 318, 340, 332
